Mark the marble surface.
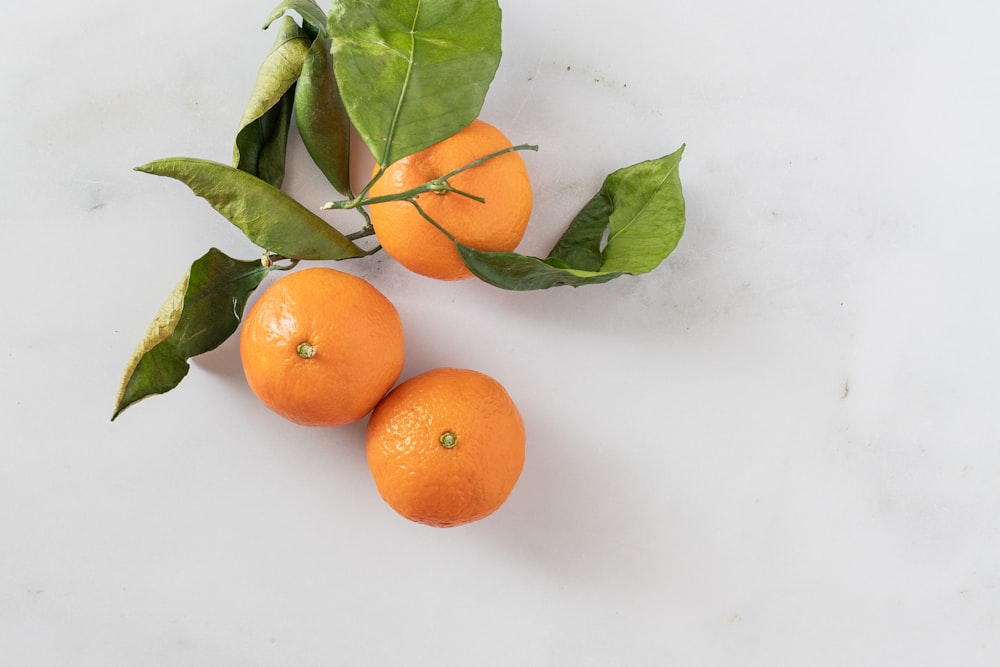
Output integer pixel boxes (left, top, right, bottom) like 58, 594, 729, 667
3, 0, 999, 664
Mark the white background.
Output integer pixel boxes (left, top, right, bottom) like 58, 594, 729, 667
3, 1, 999, 664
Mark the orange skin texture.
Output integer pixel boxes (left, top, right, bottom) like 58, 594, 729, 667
240, 268, 404, 427
366, 368, 526, 527
368, 119, 533, 281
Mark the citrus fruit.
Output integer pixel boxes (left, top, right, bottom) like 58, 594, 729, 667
239, 267, 404, 427
368, 119, 533, 281
366, 367, 526, 527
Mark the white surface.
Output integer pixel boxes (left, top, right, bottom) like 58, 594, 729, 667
3, 0, 999, 664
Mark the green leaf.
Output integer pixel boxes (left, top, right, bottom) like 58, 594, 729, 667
234, 15, 310, 187
456, 245, 624, 291
599, 147, 686, 273
327, 0, 502, 167
260, 2, 350, 194
295, 35, 352, 195
257, 88, 297, 188
112, 248, 272, 420
135, 157, 366, 261
263, 0, 327, 37
546, 190, 614, 272
457, 146, 686, 290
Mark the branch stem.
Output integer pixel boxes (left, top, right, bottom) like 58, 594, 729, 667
320, 143, 538, 211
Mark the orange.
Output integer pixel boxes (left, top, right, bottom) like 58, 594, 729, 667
239, 267, 404, 426
368, 119, 533, 281
366, 367, 526, 527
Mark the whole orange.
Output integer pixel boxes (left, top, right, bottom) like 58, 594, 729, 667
366, 368, 526, 527
368, 119, 533, 281
239, 267, 404, 427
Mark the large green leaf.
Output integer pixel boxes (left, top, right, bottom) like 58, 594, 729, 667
327, 0, 502, 167
458, 146, 686, 290
234, 15, 310, 187
112, 248, 272, 420
295, 35, 352, 195
135, 157, 366, 260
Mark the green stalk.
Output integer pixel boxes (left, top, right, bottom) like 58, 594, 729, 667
320, 144, 538, 211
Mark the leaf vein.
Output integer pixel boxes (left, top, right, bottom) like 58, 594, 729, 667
382, 0, 422, 166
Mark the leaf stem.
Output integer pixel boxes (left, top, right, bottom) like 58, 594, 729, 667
347, 226, 375, 241
357, 165, 387, 204
260, 253, 300, 270
405, 198, 456, 242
